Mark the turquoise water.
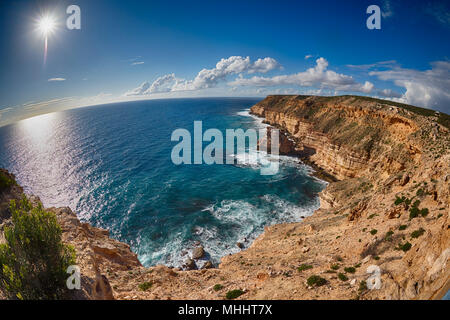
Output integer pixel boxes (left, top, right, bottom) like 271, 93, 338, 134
0, 98, 325, 267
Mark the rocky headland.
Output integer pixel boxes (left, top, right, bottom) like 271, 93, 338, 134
1, 95, 449, 300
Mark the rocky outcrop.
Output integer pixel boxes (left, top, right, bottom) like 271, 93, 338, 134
250, 95, 447, 180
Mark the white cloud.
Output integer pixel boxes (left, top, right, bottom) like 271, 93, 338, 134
346, 60, 398, 70
125, 81, 151, 96
229, 57, 374, 94
125, 56, 281, 96
0, 107, 12, 114
369, 61, 450, 112
305, 55, 313, 60
377, 88, 403, 98
131, 61, 145, 65
249, 57, 281, 74
48, 78, 66, 82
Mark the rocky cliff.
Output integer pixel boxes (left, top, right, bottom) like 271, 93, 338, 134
1, 95, 449, 300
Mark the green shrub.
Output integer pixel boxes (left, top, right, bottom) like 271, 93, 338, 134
330, 264, 340, 270
409, 207, 420, 219
411, 228, 425, 239
344, 267, 356, 274
0, 196, 76, 300
226, 289, 244, 300
297, 264, 313, 272
307, 275, 327, 287
213, 284, 223, 291
399, 225, 407, 231
139, 281, 153, 291
0, 172, 15, 191
409, 200, 429, 219
385, 231, 394, 241
338, 273, 348, 281
416, 189, 424, 197
370, 229, 378, 235
358, 280, 368, 292
397, 242, 412, 252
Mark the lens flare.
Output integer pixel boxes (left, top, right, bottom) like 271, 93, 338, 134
38, 16, 56, 36
36, 15, 56, 65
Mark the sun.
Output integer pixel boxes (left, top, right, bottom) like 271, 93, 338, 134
38, 15, 56, 36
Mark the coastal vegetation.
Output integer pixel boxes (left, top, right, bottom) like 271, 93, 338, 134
225, 289, 244, 300
307, 275, 327, 287
0, 171, 15, 191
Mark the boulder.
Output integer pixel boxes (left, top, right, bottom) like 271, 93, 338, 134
183, 258, 197, 270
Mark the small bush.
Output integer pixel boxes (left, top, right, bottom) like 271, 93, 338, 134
416, 189, 424, 197
226, 289, 244, 300
297, 264, 313, 272
367, 214, 378, 219
409, 207, 420, 219
139, 281, 153, 291
307, 275, 327, 287
399, 225, 407, 231
0, 196, 76, 300
370, 229, 378, 235
411, 228, 425, 239
213, 284, 223, 291
359, 280, 368, 292
385, 231, 394, 241
338, 273, 348, 281
397, 242, 412, 252
0, 172, 15, 191
344, 267, 356, 274
394, 196, 404, 205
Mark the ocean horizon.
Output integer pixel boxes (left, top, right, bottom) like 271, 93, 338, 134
0, 98, 325, 268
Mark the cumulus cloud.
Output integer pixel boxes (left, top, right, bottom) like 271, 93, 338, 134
369, 61, 450, 112
377, 88, 403, 98
48, 78, 66, 82
125, 56, 281, 96
125, 81, 151, 96
229, 57, 374, 94
249, 57, 281, 74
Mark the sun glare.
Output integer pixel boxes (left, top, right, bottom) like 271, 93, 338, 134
38, 16, 56, 36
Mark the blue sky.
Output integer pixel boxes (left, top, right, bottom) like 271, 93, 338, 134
0, 0, 449, 126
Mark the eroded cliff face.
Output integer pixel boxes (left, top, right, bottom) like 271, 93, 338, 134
250, 95, 445, 181
1, 95, 449, 300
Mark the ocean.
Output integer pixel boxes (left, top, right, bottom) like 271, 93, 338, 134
0, 98, 325, 267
